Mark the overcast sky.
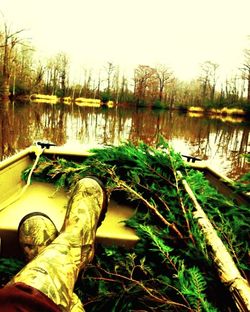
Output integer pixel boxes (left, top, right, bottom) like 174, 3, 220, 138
1, 0, 249, 82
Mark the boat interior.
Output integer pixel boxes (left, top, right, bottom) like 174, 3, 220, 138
0, 146, 139, 259
0, 145, 249, 259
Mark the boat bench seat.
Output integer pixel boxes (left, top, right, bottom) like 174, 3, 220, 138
0, 181, 139, 259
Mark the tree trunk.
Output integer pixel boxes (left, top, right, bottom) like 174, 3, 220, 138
0, 79, 10, 100
247, 72, 250, 103
159, 85, 163, 102
1, 36, 10, 101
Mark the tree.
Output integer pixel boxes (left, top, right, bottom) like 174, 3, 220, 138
111, 65, 120, 103
80, 67, 92, 98
199, 61, 219, 103
95, 71, 101, 99
59, 53, 69, 97
30, 62, 45, 94
241, 49, 250, 103
104, 62, 115, 96
11, 45, 35, 96
0, 21, 26, 100
44, 53, 70, 96
133, 65, 154, 105
224, 75, 241, 105
118, 74, 130, 103
155, 64, 173, 102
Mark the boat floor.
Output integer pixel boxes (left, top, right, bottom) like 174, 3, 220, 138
0, 181, 139, 258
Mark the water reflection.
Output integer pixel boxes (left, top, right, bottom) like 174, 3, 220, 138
0, 101, 249, 180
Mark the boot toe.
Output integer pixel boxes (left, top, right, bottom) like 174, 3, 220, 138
18, 212, 58, 261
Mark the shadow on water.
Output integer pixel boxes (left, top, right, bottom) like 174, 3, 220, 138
0, 100, 249, 179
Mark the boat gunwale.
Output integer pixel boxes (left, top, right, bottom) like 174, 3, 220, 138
190, 162, 250, 204
0, 147, 35, 171
1, 146, 249, 204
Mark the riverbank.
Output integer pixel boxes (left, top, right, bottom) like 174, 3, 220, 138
186, 106, 250, 123
188, 106, 248, 117
28, 94, 115, 107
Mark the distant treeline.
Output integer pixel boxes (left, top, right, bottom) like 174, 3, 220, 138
0, 22, 250, 113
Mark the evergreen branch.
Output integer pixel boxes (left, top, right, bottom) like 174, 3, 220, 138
95, 265, 193, 310
117, 179, 184, 239
147, 163, 176, 188
220, 229, 248, 280
139, 225, 181, 274
164, 283, 193, 310
137, 182, 171, 212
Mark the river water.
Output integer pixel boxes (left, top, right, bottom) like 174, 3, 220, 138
0, 101, 249, 180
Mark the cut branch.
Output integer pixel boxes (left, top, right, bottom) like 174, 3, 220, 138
178, 171, 250, 312
95, 265, 192, 309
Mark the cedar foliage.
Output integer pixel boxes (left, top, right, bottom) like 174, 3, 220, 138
2, 139, 250, 311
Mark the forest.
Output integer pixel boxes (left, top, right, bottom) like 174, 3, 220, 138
0, 21, 250, 112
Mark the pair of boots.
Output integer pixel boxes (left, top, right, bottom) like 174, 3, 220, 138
8, 177, 108, 311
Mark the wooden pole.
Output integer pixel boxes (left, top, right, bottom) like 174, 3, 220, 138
178, 172, 250, 312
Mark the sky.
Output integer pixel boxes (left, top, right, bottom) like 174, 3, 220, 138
1, 0, 250, 83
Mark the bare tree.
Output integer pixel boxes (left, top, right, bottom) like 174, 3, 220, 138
134, 65, 154, 104
95, 71, 101, 99
0, 21, 26, 100
31, 62, 45, 93
241, 49, 250, 103
80, 67, 92, 98
59, 53, 69, 97
104, 62, 115, 95
11, 45, 35, 95
155, 64, 173, 102
199, 61, 219, 102
119, 74, 129, 103
111, 65, 120, 103
44, 53, 69, 96
225, 75, 241, 104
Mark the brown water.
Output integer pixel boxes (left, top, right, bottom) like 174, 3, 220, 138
0, 101, 249, 180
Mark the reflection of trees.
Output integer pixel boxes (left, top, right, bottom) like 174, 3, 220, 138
13, 102, 68, 146
128, 110, 249, 178
75, 106, 132, 146
0, 100, 16, 160
239, 127, 249, 152
229, 127, 249, 179
39, 103, 68, 145
207, 124, 250, 178
0, 103, 249, 179
0, 101, 69, 160
129, 108, 164, 145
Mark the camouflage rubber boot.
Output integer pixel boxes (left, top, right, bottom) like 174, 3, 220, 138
60, 176, 108, 269
9, 177, 108, 312
18, 212, 85, 312
18, 212, 58, 262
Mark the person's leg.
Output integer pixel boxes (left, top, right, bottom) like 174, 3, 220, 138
18, 211, 86, 312
6, 177, 108, 311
